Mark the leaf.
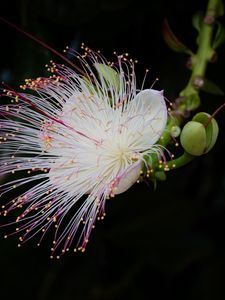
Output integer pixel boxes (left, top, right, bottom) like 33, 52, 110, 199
186, 93, 201, 111
162, 19, 193, 55
212, 22, 225, 49
81, 76, 95, 93
94, 63, 120, 91
192, 12, 203, 45
202, 79, 224, 95
192, 12, 203, 33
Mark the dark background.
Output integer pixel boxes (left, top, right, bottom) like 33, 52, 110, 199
0, 0, 225, 299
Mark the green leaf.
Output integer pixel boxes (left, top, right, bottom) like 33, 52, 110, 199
212, 22, 225, 49
81, 76, 95, 93
186, 93, 201, 111
94, 63, 120, 91
192, 12, 203, 33
192, 12, 203, 45
162, 19, 193, 55
202, 78, 224, 95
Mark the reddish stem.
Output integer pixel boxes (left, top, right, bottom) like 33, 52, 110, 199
205, 102, 225, 128
0, 16, 86, 76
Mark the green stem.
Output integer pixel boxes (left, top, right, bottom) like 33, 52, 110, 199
148, 0, 221, 174
152, 152, 194, 174
165, 152, 194, 171
179, 0, 218, 111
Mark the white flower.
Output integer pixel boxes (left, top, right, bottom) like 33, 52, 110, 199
0, 49, 167, 257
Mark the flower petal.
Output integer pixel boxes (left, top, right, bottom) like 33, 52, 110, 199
127, 89, 167, 146
114, 161, 142, 194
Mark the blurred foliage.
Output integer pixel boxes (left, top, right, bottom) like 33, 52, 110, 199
0, 0, 225, 299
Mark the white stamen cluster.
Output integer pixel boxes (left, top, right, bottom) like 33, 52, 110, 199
0, 49, 167, 257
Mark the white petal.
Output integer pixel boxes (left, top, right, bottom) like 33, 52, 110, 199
127, 89, 167, 146
114, 161, 142, 194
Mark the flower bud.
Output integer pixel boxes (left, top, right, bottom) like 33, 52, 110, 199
180, 121, 206, 156
170, 125, 181, 137
180, 112, 219, 156
192, 112, 219, 153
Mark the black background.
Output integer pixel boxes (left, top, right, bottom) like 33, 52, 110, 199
0, 0, 225, 299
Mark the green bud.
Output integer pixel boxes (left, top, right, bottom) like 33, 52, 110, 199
192, 112, 219, 153
170, 125, 181, 137
180, 121, 206, 156
180, 112, 219, 156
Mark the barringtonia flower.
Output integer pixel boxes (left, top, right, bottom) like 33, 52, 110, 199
0, 48, 167, 257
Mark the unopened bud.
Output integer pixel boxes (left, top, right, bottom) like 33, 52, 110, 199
180, 121, 206, 156
192, 112, 219, 153
180, 112, 219, 156
171, 125, 181, 138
